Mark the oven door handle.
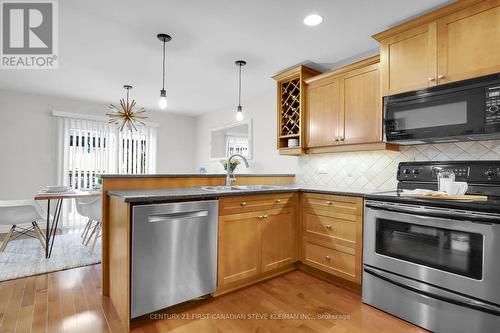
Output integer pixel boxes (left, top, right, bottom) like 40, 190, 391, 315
365, 200, 500, 224
364, 265, 500, 316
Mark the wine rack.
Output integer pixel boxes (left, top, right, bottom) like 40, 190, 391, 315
273, 65, 321, 155
280, 78, 301, 137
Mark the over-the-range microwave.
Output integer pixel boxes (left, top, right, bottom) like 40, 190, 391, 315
384, 73, 500, 145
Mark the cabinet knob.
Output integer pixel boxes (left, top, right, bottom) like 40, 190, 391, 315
428, 77, 435, 82
326, 201, 333, 205
275, 199, 281, 203
334, 138, 339, 142
438, 74, 445, 80
240, 202, 247, 207
263, 215, 268, 219
325, 255, 331, 261
325, 225, 332, 229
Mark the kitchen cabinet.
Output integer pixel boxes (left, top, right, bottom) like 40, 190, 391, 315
379, 23, 437, 96
217, 193, 298, 294
340, 62, 382, 145
306, 78, 340, 147
272, 66, 322, 155
304, 56, 394, 153
375, 0, 500, 96
436, 1, 500, 84
218, 211, 262, 285
300, 193, 363, 285
261, 207, 298, 272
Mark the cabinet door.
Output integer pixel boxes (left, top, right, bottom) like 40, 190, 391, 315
380, 23, 437, 96
261, 208, 298, 272
437, 1, 500, 85
306, 79, 340, 147
218, 212, 261, 286
340, 63, 382, 145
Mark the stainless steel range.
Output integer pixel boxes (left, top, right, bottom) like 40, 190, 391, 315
363, 161, 500, 333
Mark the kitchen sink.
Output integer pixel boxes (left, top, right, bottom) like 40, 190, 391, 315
200, 186, 244, 191
200, 185, 285, 192
233, 185, 284, 190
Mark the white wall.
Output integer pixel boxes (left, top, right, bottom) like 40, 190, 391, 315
0, 89, 196, 200
194, 80, 298, 175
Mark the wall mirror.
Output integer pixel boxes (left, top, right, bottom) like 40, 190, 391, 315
210, 118, 252, 160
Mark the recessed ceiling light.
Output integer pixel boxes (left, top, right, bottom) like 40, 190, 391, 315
303, 14, 323, 26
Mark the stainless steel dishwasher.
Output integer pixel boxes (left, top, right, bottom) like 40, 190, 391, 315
131, 200, 218, 318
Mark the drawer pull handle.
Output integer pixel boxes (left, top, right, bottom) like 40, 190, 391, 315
325, 255, 331, 261
240, 202, 247, 207
326, 201, 333, 205
325, 225, 332, 229
257, 215, 269, 220
275, 199, 281, 203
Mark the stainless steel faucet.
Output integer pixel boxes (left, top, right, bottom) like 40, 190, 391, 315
226, 154, 249, 186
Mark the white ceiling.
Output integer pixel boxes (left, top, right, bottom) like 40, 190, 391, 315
0, 0, 453, 115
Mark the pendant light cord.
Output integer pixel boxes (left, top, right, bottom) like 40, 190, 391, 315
238, 63, 242, 107
162, 40, 166, 90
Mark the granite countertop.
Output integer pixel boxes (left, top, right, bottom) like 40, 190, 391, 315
101, 173, 295, 178
108, 184, 377, 203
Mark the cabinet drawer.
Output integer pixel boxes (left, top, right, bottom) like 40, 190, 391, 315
302, 193, 362, 216
302, 209, 358, 246
303, 240, 356, 282
220, 193, 296, 216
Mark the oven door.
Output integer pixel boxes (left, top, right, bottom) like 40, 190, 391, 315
384, 85, 486, 144
364, 201, 500, 305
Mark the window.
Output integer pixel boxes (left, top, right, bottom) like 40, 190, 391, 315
55, 112, 157, 227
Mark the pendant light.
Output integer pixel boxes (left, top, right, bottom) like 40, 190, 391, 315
157, 33, 171, 109
107, 85, 147, 132
235, 60, 246, 121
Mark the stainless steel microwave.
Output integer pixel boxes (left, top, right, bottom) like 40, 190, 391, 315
384, 73, 500, 145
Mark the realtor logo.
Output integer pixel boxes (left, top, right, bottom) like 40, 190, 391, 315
1, 0, 58, 69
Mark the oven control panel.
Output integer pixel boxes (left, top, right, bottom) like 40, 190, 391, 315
398, 161, 500, 183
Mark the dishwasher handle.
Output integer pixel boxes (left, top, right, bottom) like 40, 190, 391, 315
148, 210, 209, 223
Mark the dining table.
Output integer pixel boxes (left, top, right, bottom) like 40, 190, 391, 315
34, 190, 101, 258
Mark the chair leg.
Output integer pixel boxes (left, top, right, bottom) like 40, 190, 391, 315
89, 222, 101, 255
82, 220, 93, 244
85, 222, 99, 246
81, 220, 91, 238
32, 222, 47, 251
0, 225, 16, 252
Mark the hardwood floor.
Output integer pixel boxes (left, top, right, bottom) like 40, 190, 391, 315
0, 265, 426, 333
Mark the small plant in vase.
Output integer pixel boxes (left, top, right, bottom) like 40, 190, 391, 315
221, 159, 240, 175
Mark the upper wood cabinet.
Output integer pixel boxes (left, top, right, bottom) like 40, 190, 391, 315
437, 1, 500, 84
304, 56, 393, 153
375, 0, 500, 96
379, 23, 437, 95
306, 77, 340, 147
340, 63, 382, 145
272, 66, 322, 155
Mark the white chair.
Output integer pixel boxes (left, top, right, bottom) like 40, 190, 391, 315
75, 196, 102, 255
0, 200, 47, 252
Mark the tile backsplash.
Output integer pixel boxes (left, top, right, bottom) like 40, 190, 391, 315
296, 140, 500, 192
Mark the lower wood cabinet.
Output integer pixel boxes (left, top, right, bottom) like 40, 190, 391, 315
217, 193, 298, 294
216, 191, 363, 295
262, 207, 298, 272
300, 193, 363, 284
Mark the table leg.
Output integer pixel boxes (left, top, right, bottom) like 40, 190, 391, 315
48, 199, 63, 258
45, 199, 50, 258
